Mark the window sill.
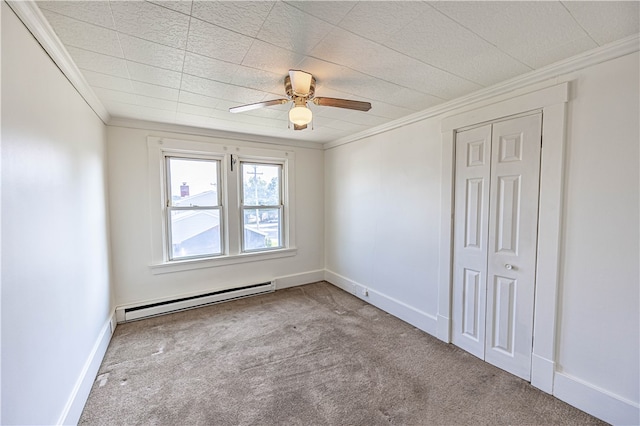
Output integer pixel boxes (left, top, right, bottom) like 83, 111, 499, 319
149, 248, 297, 275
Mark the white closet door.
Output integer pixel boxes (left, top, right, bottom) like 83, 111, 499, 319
451, 124, 492, 359
484, 114, 542, 380
452, 113, 542, 381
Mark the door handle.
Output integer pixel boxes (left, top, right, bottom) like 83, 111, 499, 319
505, 264, 513, 270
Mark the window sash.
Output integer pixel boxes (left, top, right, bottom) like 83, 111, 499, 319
240, 162, 283, 207
241, 206, 283, 252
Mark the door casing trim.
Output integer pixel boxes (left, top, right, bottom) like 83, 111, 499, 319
437, 82, 569, 393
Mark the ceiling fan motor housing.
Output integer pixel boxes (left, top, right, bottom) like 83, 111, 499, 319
285, 75, 316, 99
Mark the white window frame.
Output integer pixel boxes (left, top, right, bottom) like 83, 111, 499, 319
148, 136, 296, 274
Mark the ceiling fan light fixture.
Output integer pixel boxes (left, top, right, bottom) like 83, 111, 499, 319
289, 105, 312, 126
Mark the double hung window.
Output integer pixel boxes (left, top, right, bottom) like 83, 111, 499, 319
166, 156, 222, 260
148, 136, 295, 273
240, 162, 283, 252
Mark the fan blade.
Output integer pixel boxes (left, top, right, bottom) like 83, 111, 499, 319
293, 123, 307, 131
229, 99, 288, 113
313, 97, 372, 111
289, 70, 313, 96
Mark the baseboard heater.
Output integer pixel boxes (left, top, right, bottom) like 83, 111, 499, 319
116, 281, 275, 322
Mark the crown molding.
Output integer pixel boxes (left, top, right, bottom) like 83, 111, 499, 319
108, 117, 325, 150
325, 33, 640, 150
7, 0, 111, 124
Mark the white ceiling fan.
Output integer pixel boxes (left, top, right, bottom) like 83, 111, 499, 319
229, 70, 372, 130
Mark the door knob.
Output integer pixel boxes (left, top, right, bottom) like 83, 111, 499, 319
505, 264, 513, 270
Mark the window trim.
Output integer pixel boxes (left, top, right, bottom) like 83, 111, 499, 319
147, 136, 296, 273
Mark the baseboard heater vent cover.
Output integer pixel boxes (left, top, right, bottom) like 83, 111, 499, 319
117, 281, 275, 322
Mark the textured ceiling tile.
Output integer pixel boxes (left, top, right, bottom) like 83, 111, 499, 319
231, 67, 284, 96
241, 40, 306, 75
384, 6, 532, 86
182, 53, 239, 83
126, 61, 183, 89
110, 1, 190, 49
38, 0, 639, 143
393, 88, 444, 111
82, 70, 133, 92
102, 101, 141, 118
41, 9, 123, 57
37, 1, 115, 28
175, 112, 217, 129
131, 81, 180, 101
131, 95, 177, 112
338, 111, 390, 127
522, 36, 598, 68
119, 34, 185, 72
434, 2, 587, 65
181, 74, 231, 99
105, 100, 176, 122
191, 1, 274, 37
96, 88, 178, 112
338, 1, 430, 44
148, 1, 193, 15
66, 46, 129, 79
187, 18, 253, 64
178, 91, 221, 109
132, 105, 177, 121
562, 1, 640, 45
320, 118, 369, 133
181, 74, 265, 104
311, 28, 480, 100
177, 102, 213, 117
283, 1, 357, 25
93, 87, 142, 105
298, 57, 426, 109
257, 2, 335, 54
224, 85, 272, 105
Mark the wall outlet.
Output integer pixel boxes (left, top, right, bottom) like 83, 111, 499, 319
357, 286, 369, 298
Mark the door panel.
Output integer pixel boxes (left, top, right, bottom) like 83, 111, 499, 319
485, 114, 542, 380
452, 125, 492, 358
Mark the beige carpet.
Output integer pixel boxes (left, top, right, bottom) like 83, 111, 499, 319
80, 282, 606, 425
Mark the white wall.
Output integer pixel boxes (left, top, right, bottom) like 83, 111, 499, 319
554, 52, 639, 415
1, 3, 112, 425
107, 126, 324, 307
325, 119, 442, 330
324, 52, 639, 424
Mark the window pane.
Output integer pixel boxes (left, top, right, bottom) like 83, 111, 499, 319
243, 208, 281, 251
242, 163, 281, 206
170, 209, 221, 259
168, 158, 218, 207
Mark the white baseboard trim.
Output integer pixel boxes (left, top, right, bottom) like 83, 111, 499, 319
57, 311, 115, 425
436, 314, 450, 343
274, 269, 325, 290
554, 371, 640, 425
531, 353, 554, 393
324, 270, 438, 336
323, 269, 357, 294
